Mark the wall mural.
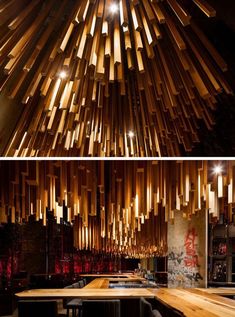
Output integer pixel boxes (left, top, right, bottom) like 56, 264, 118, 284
168, 211, 205, 287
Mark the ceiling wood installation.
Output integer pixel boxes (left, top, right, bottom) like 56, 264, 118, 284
0, 0, 233, 157
0, 160, 234, 257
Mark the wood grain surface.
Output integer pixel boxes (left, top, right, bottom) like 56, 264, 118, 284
15, 288, 154, 299
150, 288, 235, 317
15, 273, 235, 317
0, 0, 232, 157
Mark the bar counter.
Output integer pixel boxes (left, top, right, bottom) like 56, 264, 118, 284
15, 288, 154, 299
15, 275, 235, 317
150, 288, 235, 317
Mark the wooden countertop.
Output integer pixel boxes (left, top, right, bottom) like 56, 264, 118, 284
15, 288, 154, 299
83, 277, 145, 289
108, 277, 145, 282
80, 274, 134, 278
84, 278, 109, 289
196, 287, 235, 296
15, 273, 235, 317
15, 287, 235, 316
150, 288, 235, 317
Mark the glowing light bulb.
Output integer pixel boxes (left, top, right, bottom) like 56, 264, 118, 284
214, 165, 222, 175
110, 3, 119, 14
59, 71, 67, 79
128, 131, 134, 138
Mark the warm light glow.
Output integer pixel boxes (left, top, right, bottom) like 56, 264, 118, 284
213, 165, 222, 175
59, 71, 67, 79
110, 3, 119, 14
128, 131, 134, 138
2, 1, 231, 158
2, 160, 234, 258
135, 194, 139, 218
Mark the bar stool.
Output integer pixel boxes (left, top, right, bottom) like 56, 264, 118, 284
152, 310, 162, 317
81, 299, 121, 317
140, 298, 162, 317
78, 280, 85, 288
72, 282, 80, 288
64, 283, 83, 317
140, 298, 153, 317
65, 298, 82, 317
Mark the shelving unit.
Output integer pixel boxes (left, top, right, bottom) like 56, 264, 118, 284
230, 235, 235, 282
208, 224, 235, 285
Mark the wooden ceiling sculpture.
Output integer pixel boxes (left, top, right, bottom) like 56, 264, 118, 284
0, 160, 235, 257
0, 0, 233, 157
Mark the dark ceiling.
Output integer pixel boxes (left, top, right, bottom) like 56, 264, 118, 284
211, 0, 235, 31
187, 0, 235, 156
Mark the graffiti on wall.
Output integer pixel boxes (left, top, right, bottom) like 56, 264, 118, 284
184, 228, 199, 268
168, 227, 203, 287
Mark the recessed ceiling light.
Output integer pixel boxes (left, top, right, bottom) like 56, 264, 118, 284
213, 165, 222, 175
59, 71, 67, 79
128, 131, 134, 138
110, 3, 119, 14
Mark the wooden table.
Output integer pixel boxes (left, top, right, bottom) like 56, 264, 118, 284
150, 288, 235, 317
15, 288, 154, 299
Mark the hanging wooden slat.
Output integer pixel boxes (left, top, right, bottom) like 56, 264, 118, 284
0, 0, 233, 157
193, 0, 216, 17
0, 160, 234, 257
